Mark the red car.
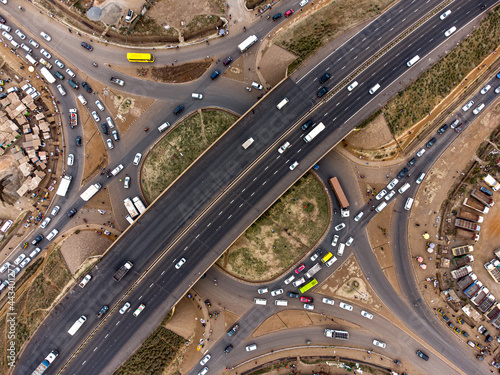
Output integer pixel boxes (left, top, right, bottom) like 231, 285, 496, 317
295, 263, 306, 274
300, 296, 313, 303
285, 9, 294, 17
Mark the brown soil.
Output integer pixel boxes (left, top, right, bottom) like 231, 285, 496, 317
346, 113, 394, 149
259, 44, 297, 87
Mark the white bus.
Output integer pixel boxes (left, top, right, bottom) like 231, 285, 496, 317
303, 122, 326, 143
238, 35, 258, 53
40, 67, 56, 84
25, 53, 38, 66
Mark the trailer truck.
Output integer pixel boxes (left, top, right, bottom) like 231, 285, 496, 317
238, 35, 258, 52
56, 175, 72, 197
455, 219, 480, 232
113, 261, 133, 282
132, 196, 147, 214
80, 183, 101, 201
69, 108, 78, 128
40, 67, 56, 84
324, 329, 349, 340
124, 198, 139, 218
304, 263, 322, 279
328, 177, 350, 217
457, 210, 483, 223
463, 197, 489, 214
31, 350, 58, 375
471, 189, 494, 207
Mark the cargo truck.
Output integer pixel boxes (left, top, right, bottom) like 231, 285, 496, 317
483, 174, 500, 191
457, 210, 483, 223
69, 108, 77, 128
452, 254, 474, 267
132, 196, 147, 214
464, 281, 483, 298
329, 177, 350, 217
113, 261, 133, 282
451, 265, 473, 279
56, 175, 72, 197
463, 197, 489, 214
471, 189, 494, 207
458, 273, 477, 290
238, 35, 258, 52
324, 329, 349, 340
303, 122, 326, 143
31, 350, 58, 375
124, 198, 139, 218
455, 219, 480, 232
68, 315, 87, 336
452, 245, 474, 256
456, 229, 480, 242
80, 183, 101, 201
40, 67, 56, 84
304, 263, 322, 279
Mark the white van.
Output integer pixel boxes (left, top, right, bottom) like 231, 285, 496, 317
191, 93, 203, 99
57, 85, 66, 96
337, 243, 345, 257
406, 55, 420, 67
369, 84, 380, 95
0, 25, 11, 32
375, 202, 387, 213
25, 53, 37, 65
325, 256, 337, 267
254, 298, 267, 305
398, 183, 410, 194
275, 299, 288, 306
106, 117, 115, 129
20, 43, 32, 53
405, 198, 414, 211
10, 40, 19, 49
251, 82, 263, 90
246, 344, 258, 351
276, 97, 289, 110
77, 94, 87, 105
46, 229, 58, 241
125, 215, 134, 225
158, 122, 170, 132
242, 137, 254, 149
347, 81, 358, 91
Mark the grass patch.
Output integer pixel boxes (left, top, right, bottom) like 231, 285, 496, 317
128, 17, 178, 37
142, 110, 237, 202
383, 7, 500, 135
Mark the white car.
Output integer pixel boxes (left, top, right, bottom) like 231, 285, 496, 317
384, 190, 396, 201
107, 139, 114, 149
119, 302, 131, 314
375, 189, 387, 200
198, 368, 208, 375
200, 354, 211, 366
40, 217, 51, 229
29, 247, 41, 258
416, 172, 425, 184
278, 141, 291, 154
175, 258, 186, 269
40, 31, 51, 42
325, 256, 337, 267
386, 178, 399, 190
246, 344, 258, 351
322, 297, 335, 305
51, 205, 60, 216
331, 234, 339, 246
416, 148, 426, 157
293, 277, 305, 287
1, 31, 12, 41
191, 93, 203, 99
133, 153, 142, 166
347, 81, 358, 91
14, 254, 26, 266
15, 29, 26, 40
29, 39, 39, 48
304, 303, 314, 310
95, 100, 105, 111
20, 257, 31, 268
66, 68, 76, 78
55, 59, 64, 69
91, 111, 100, 122
133, 304, 145, 317
354, 211, 364, 221
361, 310, 373, 319
124, 176, 130, 189
13, 267, 20, 277
373, 339, 386, 349
40, 48, 51, 59
79, 274, 91, 288
334, 223, 345, 231
257, 287, 268, 294
299, 0, 309, 6
284, 275, 295, 285
481, 84, 491, 94
57, 84, 66, 96
289, 161, 299, 170
444, 26, 456, 37
339, 301, 353, 311
495, 86, 500, 94
0, 262, 11, 273
462, 100, 474, 112
473, 103, 485, 115
345, 237, 354, 246
67, 154, 74, 166
271, 288, 283, 296
440, 9, 451, 20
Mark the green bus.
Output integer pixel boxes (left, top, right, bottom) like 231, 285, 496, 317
299, 278, 318, 294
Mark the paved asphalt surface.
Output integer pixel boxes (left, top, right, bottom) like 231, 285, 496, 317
5, 0, 498, 374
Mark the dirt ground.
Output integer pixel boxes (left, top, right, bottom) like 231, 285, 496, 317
258, 44, 297, 87
346, 113, 394, 149
111, 62, 212, 83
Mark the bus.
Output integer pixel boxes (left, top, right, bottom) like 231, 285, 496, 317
299, 278, 318, 294
127, 53, 155, 62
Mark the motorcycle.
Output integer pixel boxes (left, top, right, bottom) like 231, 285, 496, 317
19, 6, 25, 11
92, 62, 98, 67
145, 127, 149, 132
243, 26, 246, 32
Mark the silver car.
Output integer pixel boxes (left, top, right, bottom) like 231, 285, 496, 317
119, 302, 131, 314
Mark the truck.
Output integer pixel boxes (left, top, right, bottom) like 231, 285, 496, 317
80, 183, 101, 201
124, 198, 139, 218
242, 137, 254, 149
56, 175, 72, 197
238, 35, 258, 53
68, 315, 87, 336
40, 67, 56, 84
324, 329, 349, 340
69, 108, 78, 128
458, 272, 477, 290
483, 174, 500, 191
485, 260, 500, 283
456, 229, 480, 242
113, 261, 133, 282
463, 197, 489, 214
329, 177, 350, 217
464, 280, 483, 298
303, 122, 326, 143
457, 210, 483, 223
471, 189, 494, 208
455, 219, 480, 232
452, 244, 474, 256
451, 265, 473, 279
304, 263, 322, 279
31, 350, 58, 375
452, 254, 474, 267
132, 196, 147, 214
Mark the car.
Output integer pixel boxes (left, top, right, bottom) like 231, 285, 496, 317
453, 327, 461, 334
450, 119, 460, 129
416, 350, 429, 361
354, 211, 364, 221
447, 321, 454, 328
19, 257, 31, 268
387, 178, 399, 190
192, 93, 203, 99
200, 354, 211, 366
257, 287, 269, 294
246, 344, 257, 351
437, 124, 448, 134
461, 330, 469, 338
40, 217, 51, 229
124, 176, 130, 189
76, 136, 82, 147
175, 258, 186, 269
486, 334, 494, 343
227, 324, 239, 336
295, 264, 306, 274
444, 26, 456, 37
317, 86, 329, 97
110, 77, 125, 86
437, 308, 444, 316
347, 81, 359, 91
462, 100, 474, 112
40, 48, 51, 59
416, 172, 425, 184
284, 275, 295, 284
289, 161, 299, 170
319, 73, 331, 84
271, 288, 283, 296
329, 235, 340, 248
31, 234, 43, 245
67, 154, 74, 166
40, 31, 51, 41
481, 84, 491, 94
91, 111, 100, 123
125, 9, 134, 22
339, 302, 353, 311
81, 42, 93, 51
51, 205, 60, 216
334, 223, 346, 231
304, 304, 314, 310
322, 297, 335, 305
198, 368, 208, 375
112, 129, 119, 141
96, 305, 109, 319
278, 141, 291, 154
78, 274, 92, 288
133, 304, 145, 317
15, 29, 26, 40
287, 291, 299, 298
442, 315, 450, 322
345, 237, 354, 246
13, 267, 20, 277
133, 153, 142, 166
310, 248, 322, 261
480, 186, 493, 196
223, 57, 232, 66
119, 302, 131, 314
285, 9, 294, 17
1, 31, 12, 41
210, 70, 221, 80
0, 262, 10, 273
416, 148, 426, 157
440, 9, 451, 20
106, 139, 114, 149
29, 39, 39, 48
0, 15, 5, 24
473, 103, 485, 115
361, 310, 373, 319
300, 296, 313, 303
54, 59, 64, 69
29, 247, 41, 258
224, 345, 233, 354
272, 13, 282, 20
407, 157, 416, 167
293, 277, 305, 287
173, 105, 184, 115
301, 119, 313, 131
495, 86, 500, 94
397, 167, 409, 178
67, 208, 77, 218
14, 254, 26, 265
384, 190, 396, 201
56, 84, 66, 96
480, 3, 486, 9
80, 81, 92, 93
373, 339, 386, 348
375, 189, 387, 200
